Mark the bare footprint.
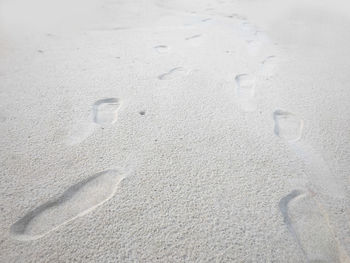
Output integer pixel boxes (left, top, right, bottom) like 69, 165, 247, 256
273, 110, 303, 141
235, 74, 257, 112
154, 45, 170, 54
158, 67, 188, 80
10, 169, 126, 241
279, 190, 342, 262
93, 98, 121, 125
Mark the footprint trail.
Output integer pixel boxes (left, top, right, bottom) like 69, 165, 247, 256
10, 169, 126, 241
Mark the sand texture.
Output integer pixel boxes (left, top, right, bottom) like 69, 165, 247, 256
0, 0, 350, 262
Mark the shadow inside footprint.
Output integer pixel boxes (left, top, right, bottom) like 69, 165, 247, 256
93, 98, 121, 125
10, 169, 126, 241
185, 34, 202, 47
158, 67, 187, 80
154, 45, 170, 53
279, 190, 342, 262
185, 34, 201, 40
235, 74, 257, 112
273, 110, 303, 141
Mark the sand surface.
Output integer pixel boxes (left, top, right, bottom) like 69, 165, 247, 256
1, 0, 350, 262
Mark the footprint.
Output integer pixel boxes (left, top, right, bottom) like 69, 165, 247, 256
154, 45, 170, 54
93, 98, 121, 125
273, 110, 303, 141
260, 56, 277, 78
158, 67, 188, 80
10, 169, 126, 241
235, 74, 257, 112
279, 190, 342, 262
279, 190, 303, 226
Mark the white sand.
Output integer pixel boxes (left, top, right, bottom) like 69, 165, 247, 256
1, 0, 350, 261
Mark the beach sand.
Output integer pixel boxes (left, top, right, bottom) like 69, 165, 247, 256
0, 0, 349, 261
